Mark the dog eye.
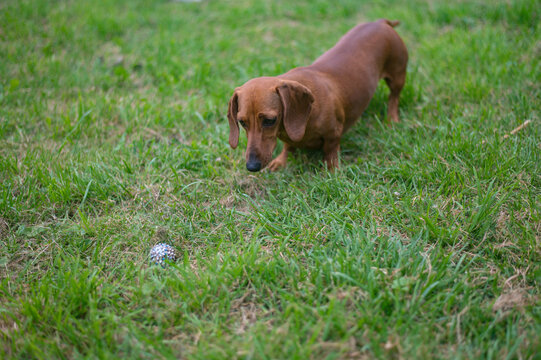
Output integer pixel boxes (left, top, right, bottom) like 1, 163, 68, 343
262, 117, 277, 127
238, 120, 247, 128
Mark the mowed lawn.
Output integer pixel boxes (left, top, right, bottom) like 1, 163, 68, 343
1, 0, 540, 358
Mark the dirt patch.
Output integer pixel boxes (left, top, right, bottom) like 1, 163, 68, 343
235, 175, 266, 199
0, 217, 9, 240
219, 194, 236, 208
230, 290, 261, 335
493, 289, 531, 312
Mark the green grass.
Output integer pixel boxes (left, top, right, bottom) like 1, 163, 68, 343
1, 0, 540, 358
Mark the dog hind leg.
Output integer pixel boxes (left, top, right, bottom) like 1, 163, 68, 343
384, 73, 405, 123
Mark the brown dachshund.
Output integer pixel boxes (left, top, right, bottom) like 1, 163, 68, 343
227, 19, 408, 172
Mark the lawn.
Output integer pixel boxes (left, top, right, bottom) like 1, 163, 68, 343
1, 0, 540, 358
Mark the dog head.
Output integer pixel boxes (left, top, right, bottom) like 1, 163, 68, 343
227, 77, 314, 172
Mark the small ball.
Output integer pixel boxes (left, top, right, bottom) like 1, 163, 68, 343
149, 243, 177, 266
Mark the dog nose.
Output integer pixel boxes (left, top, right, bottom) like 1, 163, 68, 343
246, 160, 262, 172
246, 152, 261, 172
246, 152, 262, 172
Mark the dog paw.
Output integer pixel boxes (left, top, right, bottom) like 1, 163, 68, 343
267, 158, 286, 172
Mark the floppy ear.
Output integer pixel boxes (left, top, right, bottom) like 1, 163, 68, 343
227, 91, 239, 149
276, 81, 314, 142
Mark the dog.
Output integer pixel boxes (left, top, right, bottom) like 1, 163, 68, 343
227, 19, 408, 172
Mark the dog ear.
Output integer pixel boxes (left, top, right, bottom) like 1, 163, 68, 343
276, 81, 314, 142
227, 91, 239, 149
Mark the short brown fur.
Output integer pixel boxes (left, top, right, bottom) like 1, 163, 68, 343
228, 19, 408, 172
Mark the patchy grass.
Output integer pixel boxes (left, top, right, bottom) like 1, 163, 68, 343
1, 0, 540, 358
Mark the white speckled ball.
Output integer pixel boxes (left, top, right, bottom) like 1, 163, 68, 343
149, 243, 177, 266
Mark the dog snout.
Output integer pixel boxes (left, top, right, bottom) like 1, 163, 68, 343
246, 152, 262, 172
246, 161, 261, 172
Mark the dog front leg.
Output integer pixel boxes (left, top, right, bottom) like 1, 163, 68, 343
268, 143, 295, 171
323, 138, 340, 170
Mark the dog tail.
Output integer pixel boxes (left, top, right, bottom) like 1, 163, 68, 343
382, 19, 400, 28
